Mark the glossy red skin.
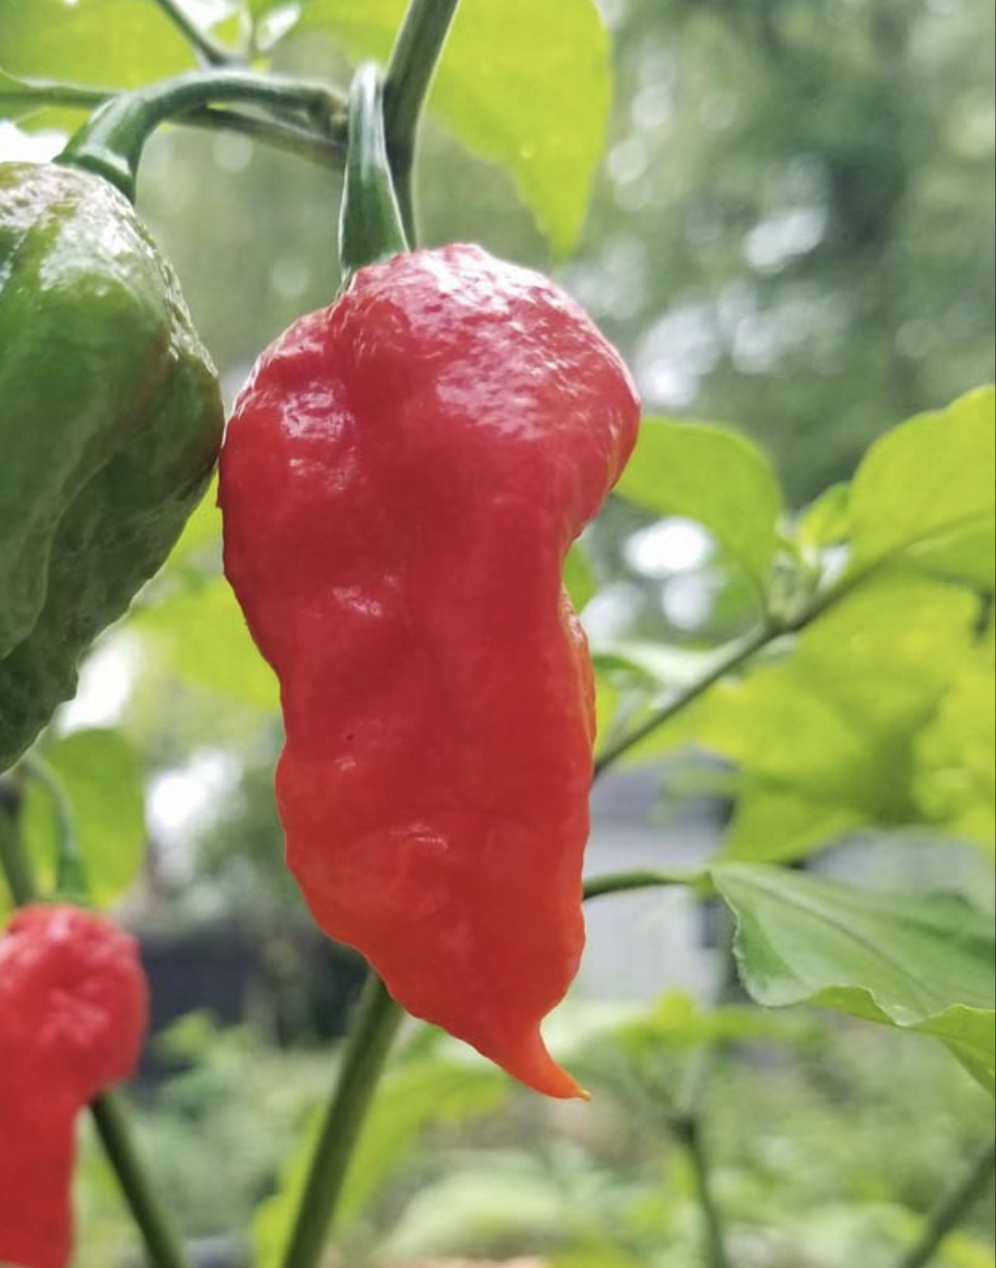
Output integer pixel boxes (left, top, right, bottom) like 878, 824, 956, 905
0, 905, 148, 1268
220, 245, 641, 1098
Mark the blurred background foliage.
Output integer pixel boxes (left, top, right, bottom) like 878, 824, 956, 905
73, 1007, 995, 1267
1, 0, 994, 1263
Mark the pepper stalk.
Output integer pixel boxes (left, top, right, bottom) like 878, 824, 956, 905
59, 70, 348, 203
338, 63, 411, 286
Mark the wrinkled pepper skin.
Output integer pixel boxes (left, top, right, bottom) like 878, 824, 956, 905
0, 905, 148, 1268
0, 162, 224, 771
220, 245, 641, 1098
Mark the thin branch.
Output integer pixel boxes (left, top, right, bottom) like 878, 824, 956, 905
594, 624, 777, 778
280, 976, 405, 1268
189, 105, 346, 165
894, 1138, 996, 1268
591, 535, 931, 781
384, 0, 462, 239
672, 1114, 732, 1268
0, 82, 346, 168
90, 1094, 198, 1268
20, 754, 86, 901
148, 0, 242, 67
666, 910, 737, 1268
584, 869, 700, 901
0, 779, 34, 906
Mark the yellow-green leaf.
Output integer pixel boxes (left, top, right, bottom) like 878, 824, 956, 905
849, 385, 996, 588
137, 578, 279, 712
616, 418, 784, 585
0, 0, 194, 87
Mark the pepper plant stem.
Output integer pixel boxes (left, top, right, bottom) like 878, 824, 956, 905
672, 1115, 732, 1268
0, 81, 345, 167
60, 70, 348, 200
192, 105, 346, 164
384, 0, 462, 238
591, 538, 930, 780
148, 0, 241, 66
584, 869, 697, 901
20, 754, 87, 901
0, 783, 34, 906
90, 1094, 198, 1268
894, 1138, 996, 1268
669, 913, 737, 1268
280, 976, 405, 1268
339, 64, 410, 284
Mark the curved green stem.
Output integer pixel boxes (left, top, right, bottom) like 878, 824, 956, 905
0, 780, 34, 906
20, 753, 88, 903
894, 1138, 996, 1268
0, 80, 345, 168
339, 63, 410, 284
280, 977, 405, 1268
149, 0, 242, 67
59, 70, 347, 201
384, 0, 462, 239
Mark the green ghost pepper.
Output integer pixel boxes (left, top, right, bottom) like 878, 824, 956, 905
0, 160, 224, 770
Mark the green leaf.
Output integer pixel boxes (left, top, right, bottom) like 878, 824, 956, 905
714, 864, 996, 1095
685, 576, 981, 862
848, 385, 996, 588
932, 1231, 996, 1268
244, 0, 290, 17
791, 576, 978, 734
137, 577, 279, 712
254, 1060, 506, 1265
22, 729, 145, 908
723, 782, 863, 865
564, 545, 597, 613
616, 418, 784, 586
296, 0, 612, 252
915, 650, 996, 853
0, 0, 195, 131
797, 482, 852, 553
168, 478, 222, 563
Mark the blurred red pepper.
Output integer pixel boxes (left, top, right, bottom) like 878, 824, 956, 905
0, 905, 148, 1268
